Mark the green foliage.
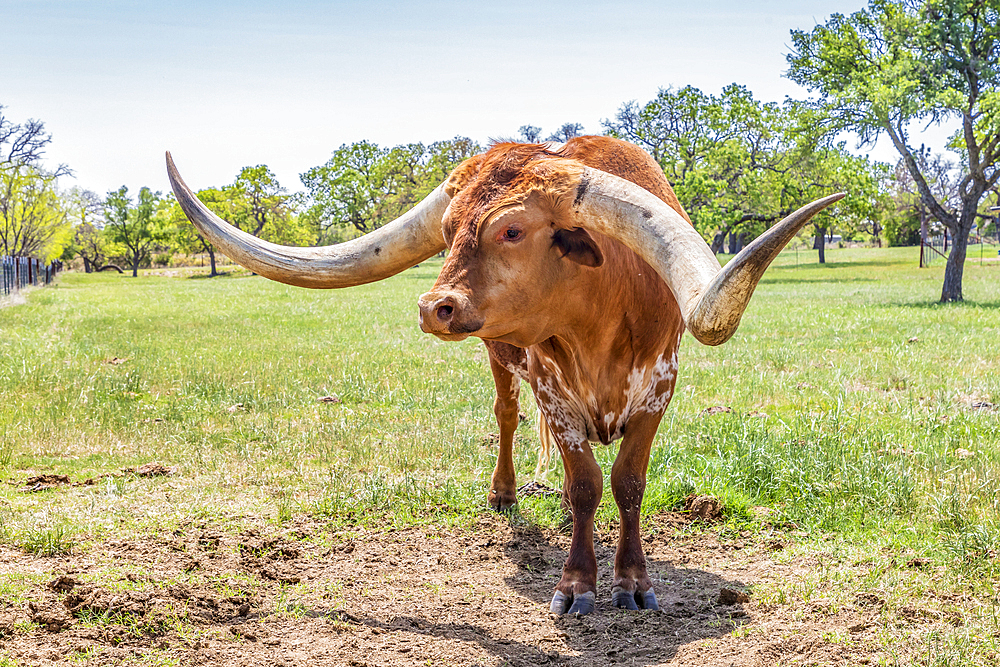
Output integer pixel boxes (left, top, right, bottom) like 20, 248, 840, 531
605, 85, 890, 252
165, 191, 216, 256
883, 205, 923, 246
0, 164, 72, 261
164, 189, 233, 276
0, 105, 72, 261
61, 188, 107, 269
104, 186, 168, 277
167, 166, 312, 267
226, 164, 309, 244
300, 137, 480, 240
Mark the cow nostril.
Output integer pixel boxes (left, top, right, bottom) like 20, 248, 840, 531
436, 304, 454, 321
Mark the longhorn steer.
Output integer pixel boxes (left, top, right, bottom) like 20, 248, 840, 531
167, 136, 842, 615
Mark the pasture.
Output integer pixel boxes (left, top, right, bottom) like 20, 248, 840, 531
1, 247, 998, 666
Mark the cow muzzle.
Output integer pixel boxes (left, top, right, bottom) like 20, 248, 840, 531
417, 290, 484, 340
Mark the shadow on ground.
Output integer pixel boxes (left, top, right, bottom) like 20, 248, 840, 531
493, 521, 748, 666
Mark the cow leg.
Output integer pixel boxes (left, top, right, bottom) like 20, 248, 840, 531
609, 411, 661, 611
485, 345, 523, 512
549, 440, 602, 615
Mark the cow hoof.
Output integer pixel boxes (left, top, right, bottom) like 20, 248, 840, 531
611, 586, 659, 611
550, 590, 595, 615
487, 489, 517, 513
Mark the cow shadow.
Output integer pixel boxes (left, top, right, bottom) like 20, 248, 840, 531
495, 521, 749, 665
291, 517, 749, 666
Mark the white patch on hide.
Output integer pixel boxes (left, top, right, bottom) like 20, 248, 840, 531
530, 349, 679, 453
623, 352, 678, 417
532, 360, 591, 453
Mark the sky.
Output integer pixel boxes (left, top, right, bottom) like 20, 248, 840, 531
1, 0, 951, 198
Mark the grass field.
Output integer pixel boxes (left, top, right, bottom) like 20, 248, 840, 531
1, 245, 999, 665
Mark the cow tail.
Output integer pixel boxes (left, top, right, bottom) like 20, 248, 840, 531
534, 415, 555, 482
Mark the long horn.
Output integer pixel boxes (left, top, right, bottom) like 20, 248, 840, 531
166, 152, 450, 289
571, 167, 845, 345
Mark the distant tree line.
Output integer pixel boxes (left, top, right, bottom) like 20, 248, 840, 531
2, 1, 997, 302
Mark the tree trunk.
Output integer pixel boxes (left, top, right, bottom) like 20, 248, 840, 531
814, 226, 826, 264
941, 225, 971, 302
940, 232, 967, 301
728, 232, 744, 255
208, 248, 218, 277
940, 193, 983, 302
83, 257, 92, 273
711, 232, 725, 254
132, 256, 139, 278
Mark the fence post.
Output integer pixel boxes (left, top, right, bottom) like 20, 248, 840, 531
1, 255, 61, 295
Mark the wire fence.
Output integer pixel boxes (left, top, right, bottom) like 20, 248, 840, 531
919, 234, 948, 267
920, 231, 1000, 268
2, 255, 62, 297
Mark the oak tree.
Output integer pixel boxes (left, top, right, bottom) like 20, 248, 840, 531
788, 0, 1000, 301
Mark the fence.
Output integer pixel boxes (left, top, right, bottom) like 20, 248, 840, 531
920, 231, 1000, 268
1, 255, 62, 297
919, 234, 948, 268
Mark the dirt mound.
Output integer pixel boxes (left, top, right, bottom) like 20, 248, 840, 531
237, 532, 304, 584
684, 494, 722, 521
122, 462, 174, 477
17, 474, 71, 493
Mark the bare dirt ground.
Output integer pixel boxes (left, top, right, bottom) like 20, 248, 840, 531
0, 512, 931, 666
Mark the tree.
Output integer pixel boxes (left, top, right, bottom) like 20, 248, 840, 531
0, 166, 71, 259
171, 167, 309, 270
885, 148, 962, 245
546, 123, 585, 142
0, 105, 68, 171
300, 137, 481, 241
104, 186, 163, 277
227, 165, 294, 240
166, 189, 233, 276
0, 106, 72, 260
300, 141, 404, 237
62, 188, 105, 271
607, 86, 790, 251
422, 137, 481, 183
796, 145, 889, 263
65, 222, 106, 272
518, 125, 542, 142
788, 0, 1000, 301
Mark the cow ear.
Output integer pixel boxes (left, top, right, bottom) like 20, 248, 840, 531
552, 227, 604, 268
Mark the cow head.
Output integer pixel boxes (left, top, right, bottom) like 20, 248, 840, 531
417, 144, 605, 347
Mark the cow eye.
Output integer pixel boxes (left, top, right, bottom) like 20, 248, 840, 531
503, 228, 522, 241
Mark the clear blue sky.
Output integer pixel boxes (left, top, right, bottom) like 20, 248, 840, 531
2, 0, 943, 197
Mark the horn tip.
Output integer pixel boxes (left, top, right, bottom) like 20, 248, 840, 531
165, 151, 177, 177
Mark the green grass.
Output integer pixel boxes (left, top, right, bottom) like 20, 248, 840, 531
1, 246, 999, 661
